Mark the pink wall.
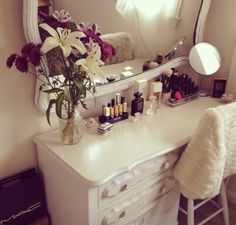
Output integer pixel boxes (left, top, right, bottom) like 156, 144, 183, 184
0, 1, 56, 179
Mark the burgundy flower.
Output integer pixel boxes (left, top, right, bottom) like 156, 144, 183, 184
100, 42, 116, 61
6, 54, 17, 68
39, 11, 66, 29
15, 55, 28, 73
21, 43, 36, 55
29, 47, 42, 66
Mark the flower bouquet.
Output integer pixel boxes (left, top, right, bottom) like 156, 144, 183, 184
7, 9, 116, 144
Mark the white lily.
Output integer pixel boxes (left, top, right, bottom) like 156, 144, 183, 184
75, 41, 105, 81
39, 23, 86, 57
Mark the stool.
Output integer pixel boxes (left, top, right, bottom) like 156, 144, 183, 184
179, 180, 230, 225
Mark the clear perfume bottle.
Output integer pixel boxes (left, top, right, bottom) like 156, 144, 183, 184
146, 95, 158, 115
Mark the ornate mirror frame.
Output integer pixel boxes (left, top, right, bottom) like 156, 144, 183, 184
23, 0, 211, 112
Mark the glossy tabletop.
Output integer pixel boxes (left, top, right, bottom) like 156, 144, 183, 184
34, 97, 221, 186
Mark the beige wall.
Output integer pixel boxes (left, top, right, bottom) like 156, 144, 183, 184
205, 0, 236, 203
0, 1, 57, 179
204, 0, 236, 79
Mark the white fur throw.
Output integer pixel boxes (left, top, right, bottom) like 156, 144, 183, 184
174, 102, 236, 199
101, 32, 134, 65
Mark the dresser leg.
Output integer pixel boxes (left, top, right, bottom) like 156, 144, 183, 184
187, 199, 194, 225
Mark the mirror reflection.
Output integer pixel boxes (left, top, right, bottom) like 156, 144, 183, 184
189, 42, 221, 76
39, 0, 202, 84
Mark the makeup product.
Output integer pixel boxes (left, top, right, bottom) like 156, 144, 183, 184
99, 95, 129, 124
110, 102, 114, 119
131, 92, 144, 116
146, 95, 158, 115
121, 71, 134, 79
134, 79, 147, 102
115, 93, 121, 105
103, 104, 110, 119
106, 75, 116, 83
97, 122, 113, 134
124, 66, 133, 71
121, 96, 127, 113
151, 82, 163, 108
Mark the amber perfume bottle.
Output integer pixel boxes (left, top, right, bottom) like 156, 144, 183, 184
131, 92, 144, 116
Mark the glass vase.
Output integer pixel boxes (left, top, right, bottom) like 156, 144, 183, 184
59, 105, 83, 145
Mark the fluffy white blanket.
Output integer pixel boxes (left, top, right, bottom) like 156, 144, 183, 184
174, 102, 236, 199
101, 32, 134, 65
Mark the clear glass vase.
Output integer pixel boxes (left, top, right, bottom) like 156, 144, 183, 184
59, 105, 83, 145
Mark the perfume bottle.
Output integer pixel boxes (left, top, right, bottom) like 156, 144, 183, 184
131, 92, 144, 116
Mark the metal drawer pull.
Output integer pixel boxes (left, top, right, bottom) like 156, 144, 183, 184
120, 184, 128, 192
160, 185, 167, 194
101, 210, 127, 225
163, 161, 170, 170
102, 183, 128, 198
119, 210, 126, 219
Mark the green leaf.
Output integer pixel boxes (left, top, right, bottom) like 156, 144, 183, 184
64, 86, 72, 103
72, 79, 86, 99
46, 99, 56, 125
43, 88, 63, 94
80, 100, 88, 109
56, 92, 65, 119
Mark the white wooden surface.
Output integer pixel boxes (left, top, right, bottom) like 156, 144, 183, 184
34, 97, 221, 186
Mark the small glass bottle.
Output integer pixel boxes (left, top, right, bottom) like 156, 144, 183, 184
146, 95, 158, 115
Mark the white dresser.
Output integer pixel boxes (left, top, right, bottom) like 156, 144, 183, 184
34, 98, 220, 225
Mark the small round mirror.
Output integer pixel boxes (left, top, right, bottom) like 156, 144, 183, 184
189, 42, 221, 75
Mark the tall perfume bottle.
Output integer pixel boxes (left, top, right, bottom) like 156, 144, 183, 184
131, 92, 144, 116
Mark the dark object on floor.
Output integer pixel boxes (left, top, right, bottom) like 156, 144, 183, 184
0, 168, 49, 225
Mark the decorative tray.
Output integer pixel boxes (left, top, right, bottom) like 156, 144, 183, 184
166, 92, 199, 107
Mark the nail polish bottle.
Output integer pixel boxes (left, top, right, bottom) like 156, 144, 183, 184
131, 92, 144, 116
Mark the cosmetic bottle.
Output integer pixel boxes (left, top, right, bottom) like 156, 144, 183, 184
104, 104, 110, 119
151, 81, 163, 108
121, 97, 127, 114
110, 101, 114, 119
131, 92, 144, 116
146, 95, 158, 115
134, 79, 147, 102
114, 95, 119, 118
115, 93, 121, 105
119, 97, 125, 115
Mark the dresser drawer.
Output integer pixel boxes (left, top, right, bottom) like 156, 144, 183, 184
99, 152, 179, 208
99, 174, 177, 225
120, 187, 179, 225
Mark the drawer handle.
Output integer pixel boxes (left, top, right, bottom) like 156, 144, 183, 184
102, 183, 128, 198
162, 161, 170, 170
119, 210, 126, 219
101, 210, 127, 225
120, 184, 128, 192
160, 185, 167, 194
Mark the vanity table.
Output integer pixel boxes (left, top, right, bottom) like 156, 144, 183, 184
34, 97, 221, 225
